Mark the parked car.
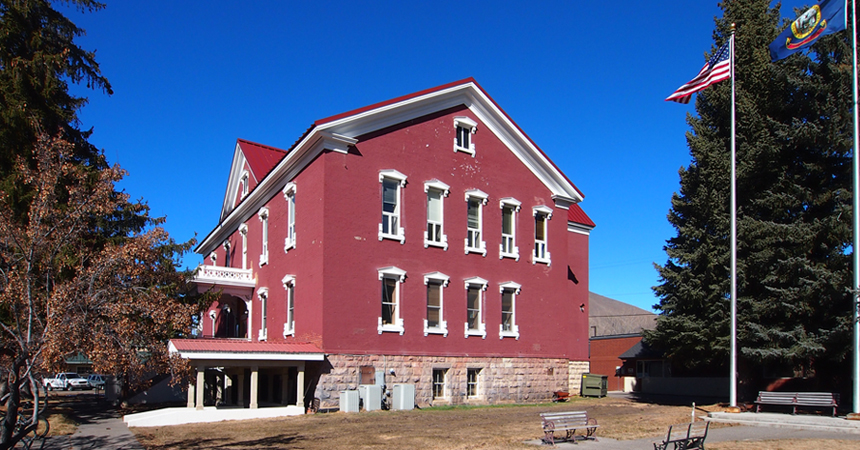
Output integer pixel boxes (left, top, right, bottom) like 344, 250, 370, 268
43, 372, 89, 391
87, 374, 106, 389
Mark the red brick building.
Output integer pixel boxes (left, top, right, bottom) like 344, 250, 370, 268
170, 79, 595, 411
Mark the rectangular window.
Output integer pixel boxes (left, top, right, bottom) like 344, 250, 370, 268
432, 368, 447, 399
427, 281, 442, 328
382, 179, 398, 235
467, 368, 481, 398
467, 198, 481, 247
260, 209, 269, 266
378, 267, 406, 334
456, 126, 470, 150
533, 206, 552, 265
424, 272, 449, 336
453, 117, 477, 156
286, 282, 295, 334
240, 225, 248, 270
257, 288, 268, 341
467, 286, 481, 331
500, 201, 519, 260
501, 289, 514, 332
284, 182, 297, 252
382, 277, 398, 326
379, 171, 407, 243
427, 189, 443, 244
499, 282, 521, 339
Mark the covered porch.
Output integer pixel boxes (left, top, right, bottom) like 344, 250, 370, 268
168, 338, 324, 412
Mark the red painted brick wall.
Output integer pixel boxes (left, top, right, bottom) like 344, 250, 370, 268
589, 336, 641, 391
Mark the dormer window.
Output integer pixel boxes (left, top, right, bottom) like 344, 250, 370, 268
454, 117, 477, 156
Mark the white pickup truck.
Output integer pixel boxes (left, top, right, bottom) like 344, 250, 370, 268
43, 372, 89, 391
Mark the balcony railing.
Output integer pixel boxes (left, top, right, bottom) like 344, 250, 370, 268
193, 265, 255, 288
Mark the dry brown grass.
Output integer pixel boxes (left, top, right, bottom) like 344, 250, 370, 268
710, 440, 860, 450
133, 397, 706, 449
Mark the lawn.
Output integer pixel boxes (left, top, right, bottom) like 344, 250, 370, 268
131, 396, 858, 450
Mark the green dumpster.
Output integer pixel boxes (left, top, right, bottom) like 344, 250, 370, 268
580, 373, 608, 398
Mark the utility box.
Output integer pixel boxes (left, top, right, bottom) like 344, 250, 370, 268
359, 384, 382, 411
391, 384, 415, 410
581, 373, 608, 398
339, 390, 359, 413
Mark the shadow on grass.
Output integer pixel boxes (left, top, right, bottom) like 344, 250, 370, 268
143, 433, 304, 449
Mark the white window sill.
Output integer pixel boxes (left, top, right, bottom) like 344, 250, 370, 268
379, 230, 406, 244
465, 244, 486, 257
499, 249, 519, 261
284, 238, 295, 253
257, 329, 267, 341
259, 254, 268, 267
533, 255, 551, 266
283, 323, 294, 338
500, 324, 520, 340
465, 323, 487, 339
423, 320, 448, 337
378, 317, 405, 335
454, 145, 475, 157
424, 238, 448, 250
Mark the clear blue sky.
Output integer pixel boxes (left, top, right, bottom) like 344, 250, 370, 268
59, 1, 810, 313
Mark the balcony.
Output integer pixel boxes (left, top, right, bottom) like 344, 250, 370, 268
192, 265, 255, 296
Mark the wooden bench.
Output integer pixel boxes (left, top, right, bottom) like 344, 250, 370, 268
653, 421, 709, 450
540, 410, 598, 445
755, 391, 839, 416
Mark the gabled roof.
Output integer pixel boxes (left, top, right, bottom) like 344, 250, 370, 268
568, 203, 595, 228
199, 78, 589, 255
239, 139, 287, 183
589, 292, 656, 338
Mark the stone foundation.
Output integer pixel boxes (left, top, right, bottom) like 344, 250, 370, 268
314, 354, 574, 409
568, 360, 590, 395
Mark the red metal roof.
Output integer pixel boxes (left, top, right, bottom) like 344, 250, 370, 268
170, 338, 322, 355
237, 139, 287, 183
568, 203, 595, 228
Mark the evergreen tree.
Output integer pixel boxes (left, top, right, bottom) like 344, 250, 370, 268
647, 0, 855, 394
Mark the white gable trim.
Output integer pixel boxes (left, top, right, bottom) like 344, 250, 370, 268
198, 81, 582, 256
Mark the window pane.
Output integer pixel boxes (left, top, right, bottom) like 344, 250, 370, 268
467, 286, 480, 329
427, 190, 442, 222
502, 207, 513, 234
502, 290, 513, 313
427, 282, 441, 327
382, 278, 397, 325
535, 214, 546, 240
467, 199, 480, 229
382, 179, 397, 213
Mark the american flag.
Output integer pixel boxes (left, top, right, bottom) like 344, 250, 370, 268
666, 39, 732, 104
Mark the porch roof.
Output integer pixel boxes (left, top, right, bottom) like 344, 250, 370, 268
169, 338, 325, 361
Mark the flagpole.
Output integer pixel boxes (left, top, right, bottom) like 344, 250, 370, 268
729, 24, 738, 410
851, 0, 860, 416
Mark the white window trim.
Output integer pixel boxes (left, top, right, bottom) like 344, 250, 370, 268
209, 252, 217, 265
239, 171, 249, 199
378, 266, 406, 335
257, 287, 268, 341
283, 182, 297, 253
222, 241, 231, 268
432, 368, 448, 400
423, 272, 449, 337
424, 180, 450, 250
239, 224, 249, 270
282, 275, 296, 337
258, 207, 269, 266
533, 205, 553, 266
499, 282, 521, 340
465, 189, 488, 256
453, 116, 478, 156
466, 368, 482, 399
499, 198, 521, 261
379, 170, 407, 244
464, 276, 488, 339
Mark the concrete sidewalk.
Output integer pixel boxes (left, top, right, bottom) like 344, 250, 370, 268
41, 397, 145, 450
529, 412, 860, 449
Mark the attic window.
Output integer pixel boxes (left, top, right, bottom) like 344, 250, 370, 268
454, 117, 477, 156
239, 171, 250, 199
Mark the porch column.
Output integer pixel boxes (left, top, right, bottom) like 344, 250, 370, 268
237, 370, 245, 407
187, 381, 195, 408
250, 365, 259, 409
296, 362, 305, 408
195, 366, 205, 411
281, 368, 290, 406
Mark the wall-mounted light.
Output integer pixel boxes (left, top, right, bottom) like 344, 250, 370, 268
580, 303, 585, 312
